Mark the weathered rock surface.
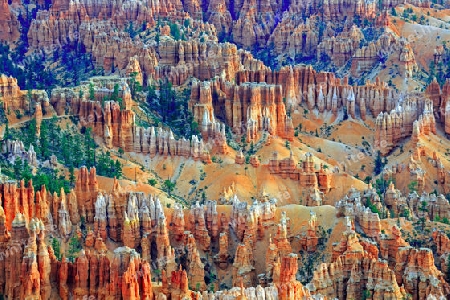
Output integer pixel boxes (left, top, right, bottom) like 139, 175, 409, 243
0, 0, 19, 42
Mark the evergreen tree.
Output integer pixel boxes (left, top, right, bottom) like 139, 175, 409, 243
447, 254, 450, 280
391, 7, 397, 16
89, 82, 95, 101
39, 120, 50, 159
112, 83, 119, 102
163, 180, 175, 196
84, 127, 96, 167
128, 72, 141, 99
4, 122, 11, 139
147, 84, 158, 107
52, 238, 61, 261
67, 236, 82, 262
13, 157, 23, 180
115, 160, 122, 178
374, 151, 384, 175
69, 165, 75, 186
169, 22, 181, 40
21, 161, 33, 183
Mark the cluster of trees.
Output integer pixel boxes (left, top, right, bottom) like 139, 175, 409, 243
146, 80, 199, 138
67, 236, 83, 262
0, 43, 55, 91
365, 197, 381, 216
52, 234, 92, 263
169, 22, 182, 41
4, 116, 122, 189
374, 151, 386, 175
7, 117, 97, 168
98, 82, 125, 109
0, 2, 97, 93
429, 41, 450, 87
53, 43, 97, 87
97, 151, 123, 179
0, 156, 72, 195
0, 42, 96, 93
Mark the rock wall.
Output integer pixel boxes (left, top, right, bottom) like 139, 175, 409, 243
189, 78, 294, 141
0, 74, 49, 114
335, 187, 382, 239
375, 98, 436, 156
395, 247, 450, 299
49, 79, 228, 158
0, 172, 449, 299
309, 226, 406, 299
0, 0, 19, 42
268, 151, 332, 194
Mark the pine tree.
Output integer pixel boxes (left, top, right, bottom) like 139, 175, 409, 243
52, 238, 61, 261
4, 122, 11, 139
89, 82, 95, 101
69, 165, 75, 186
374, 151, 384, 175
67, 236, 82, 262
13, 157, 23, 180
391, 7, 397, 16
39, 121, 50, 159
115, 160, 122, 178
112, 84, 119, 102
447, 254, 450, 280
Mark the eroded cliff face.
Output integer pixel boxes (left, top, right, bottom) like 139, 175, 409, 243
0, 162, 450, 299
0, 0, 20, 42
2, 0, 442, 147
309, 225, 407, 299
3, 0, 450, 298
0, 74, 50, 115
375, 97, 436, 156
49, 79, 228, 159
14, 0, 425, 94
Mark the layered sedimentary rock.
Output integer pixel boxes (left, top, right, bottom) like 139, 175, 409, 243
296, 211, 319, 252
75, 166, 99, 223
235, 66, 397, 115
433, 230, 450, 256
50, 80, 227, 158
189, 78, 294, 141
395, 247, 450, 299
188, 202, 212, 251
375, 98, 436, 155
268, 17, 320, 59
380, 178, 450, 221
407, 192, 450, 221
1, 139, 37, 166
230, 195, 276, 242
65, 246, 154, 299
335, 187, 382, 239
317, 24, 364, 67
185, 234, 206, 291
269, 151, 332, 193
0, 0, 19, 42
432, 230, 450, 278
0, 74, 49, 114
305, 188, 323, 206
0, 181, 35, 231
351, 31, 418, 78
4, 1, 450, 299
1, 171, 450, 299
232, 243, 256, 287
309, 225, 406, 299
276, 254, 313, 299
187, 61, 403, 141
427, 78, 450, 134
380, 225, 409, 267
